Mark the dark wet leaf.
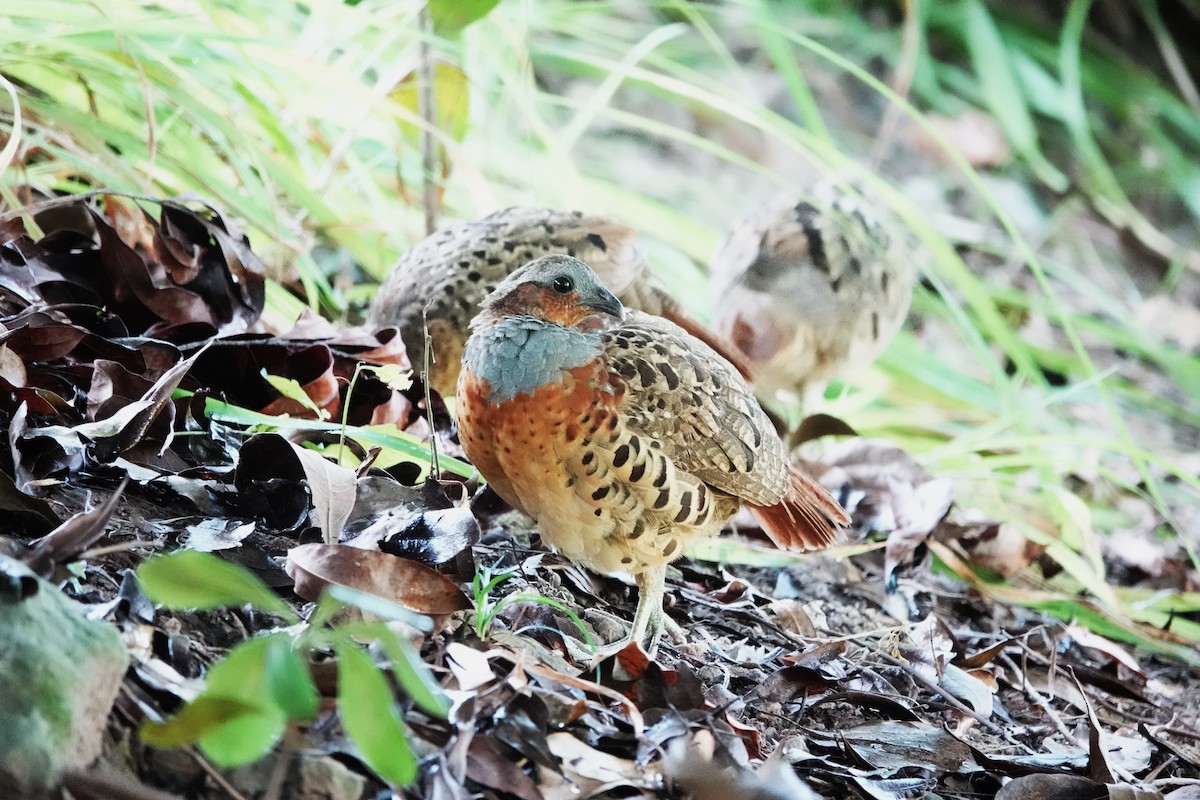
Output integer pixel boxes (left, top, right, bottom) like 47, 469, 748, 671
91, 208, 216, 331
757, 664, 837, 703
493, 694, 557, 771
24, 476, 128, 576
0, 310, 88, 362
379, 504, 480, 571
86, 342, 210, 463
0, 466, 59, 533
465, 735, 545, 800
9, 402, 83, 488
230, 433, 313, 531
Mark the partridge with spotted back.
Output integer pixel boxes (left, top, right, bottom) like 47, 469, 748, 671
368, 207, 746, 400
711, 182, 916, 409
457, 255, 848, 657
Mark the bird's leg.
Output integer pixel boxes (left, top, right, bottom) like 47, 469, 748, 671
629, 567, 667, 656
586, 567, 669, 664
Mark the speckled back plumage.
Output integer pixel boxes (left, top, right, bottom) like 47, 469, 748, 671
368, 208, 646, 398
711, 182, 916, 402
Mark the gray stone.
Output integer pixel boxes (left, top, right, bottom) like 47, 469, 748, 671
0, 555, 129, 794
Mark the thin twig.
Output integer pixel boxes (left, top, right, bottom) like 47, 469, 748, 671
998, 651, 1073, 740
186, 746, 251, 800
417, 4, 438, 236
422, 303, 440, 477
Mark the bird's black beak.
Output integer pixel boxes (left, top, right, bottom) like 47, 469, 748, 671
585, 286, 624, 319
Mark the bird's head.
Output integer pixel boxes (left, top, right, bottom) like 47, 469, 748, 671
479, 255, 624, 329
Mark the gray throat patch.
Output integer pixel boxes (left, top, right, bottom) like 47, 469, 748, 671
463, 316, 602, 402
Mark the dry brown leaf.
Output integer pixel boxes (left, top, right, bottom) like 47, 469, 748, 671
284, 542, 470, 614
769, 598, 817, 637
538, 732, 658, 799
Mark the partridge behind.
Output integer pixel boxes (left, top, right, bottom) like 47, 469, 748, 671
368, 208, 743, 399
711, 183, 916, 407
457, 255, 848, 656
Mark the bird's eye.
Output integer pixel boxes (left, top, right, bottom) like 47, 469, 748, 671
551, 275, 575, 294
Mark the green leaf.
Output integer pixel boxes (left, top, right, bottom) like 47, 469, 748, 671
429, 0, 500, 35
137, 550, 299, 623
328, 584, 435, 633
203, 397, 475, 479
959, 0, 1067, 190
264, 637, 319, 721
364, 363, 413, 392
374, 626, 452, 718
139, 696, 263, 749
198, 636, 291, 765
262, 370, 330, 420
392, 63, 470, 142
336, 640, 418, 786
140, 634, 297, 766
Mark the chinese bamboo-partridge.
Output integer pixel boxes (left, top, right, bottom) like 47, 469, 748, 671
711, 182, 916, 410
368, 207, 745, 400
457, 255, 848, 656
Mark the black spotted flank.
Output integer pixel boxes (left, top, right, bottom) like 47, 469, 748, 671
586, 233, 607, 251
673, 491, 692, 523
793, 201, 820, 225
652, 461, 669, 488
637, 360, 657, 387
807, 227, 829, 273
629, 460, 646, 482
657, 363, 680, 389
613, 443, 631, 468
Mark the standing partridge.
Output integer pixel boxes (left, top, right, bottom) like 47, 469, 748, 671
457, 255, 849, 656
710, 182, 916, 411
368, 207, 746, 400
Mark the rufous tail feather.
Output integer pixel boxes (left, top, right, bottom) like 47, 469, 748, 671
750, 466, 849, 551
